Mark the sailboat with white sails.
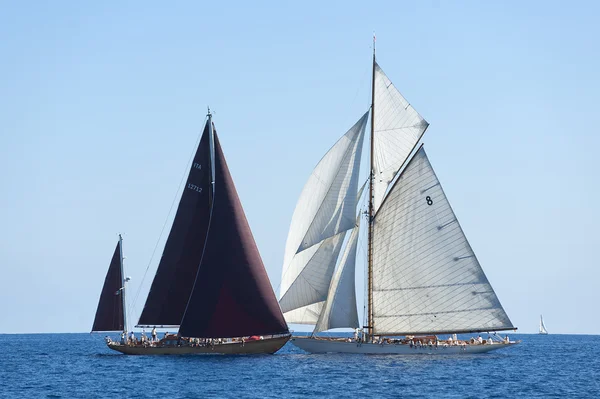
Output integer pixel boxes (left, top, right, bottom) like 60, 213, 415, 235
539, 315, 549, 335
279, 41, 519, 354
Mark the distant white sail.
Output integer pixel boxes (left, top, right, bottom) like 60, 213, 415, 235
539, 315, 548, 334
280, 112, 368, 322
372, 63, 428, 213
315, 223, 360, 333
371, 147, 513, 335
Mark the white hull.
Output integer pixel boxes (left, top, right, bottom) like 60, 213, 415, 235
290, 336, 518, 355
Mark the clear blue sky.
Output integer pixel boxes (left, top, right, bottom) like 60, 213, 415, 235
1, 1, 598, 334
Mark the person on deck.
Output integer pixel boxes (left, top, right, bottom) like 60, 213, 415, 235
504, 335, 510, 344
477, 335, 483, 344
130, 331, 135, 344
152, 327, 157, 342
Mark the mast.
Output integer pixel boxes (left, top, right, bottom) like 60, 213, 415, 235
367, 35, 375, 341
119, 233, 128, 334
207, 107, 216, 189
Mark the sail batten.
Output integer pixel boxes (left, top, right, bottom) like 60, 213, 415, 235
371, 147, 513, 335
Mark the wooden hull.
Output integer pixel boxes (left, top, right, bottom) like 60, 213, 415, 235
107, 335, 290, 355
291, 336, 519, 355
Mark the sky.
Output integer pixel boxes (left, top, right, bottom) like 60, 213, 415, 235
0, 0, 598, 334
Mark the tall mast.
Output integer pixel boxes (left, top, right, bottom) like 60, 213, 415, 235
119, 233, 128, 334
207, 107, 216, 188
367, 36, 376, 341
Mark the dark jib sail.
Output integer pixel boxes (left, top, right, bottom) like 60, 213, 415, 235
179, 131, 288, 338
137, 121, 212, 327
92, 239, 124, 332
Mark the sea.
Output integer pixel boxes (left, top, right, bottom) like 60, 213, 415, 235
0, 333, 598, 398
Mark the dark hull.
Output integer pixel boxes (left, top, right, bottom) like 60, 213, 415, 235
107, 335, 290, 355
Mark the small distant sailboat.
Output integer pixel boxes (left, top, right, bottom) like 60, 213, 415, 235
92, 111, 290, 355
278, 40, 519, 354
539, 315, 549, 335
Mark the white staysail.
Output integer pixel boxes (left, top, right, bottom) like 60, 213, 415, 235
539, 315, 548, 334
371, 147, 513, 335
280, 112, 368, 323
283, 302, 324, 325
372, 63, 428, 213
284, 112, 368, 258
279, 232, 346, 315
314, 223, 360, 333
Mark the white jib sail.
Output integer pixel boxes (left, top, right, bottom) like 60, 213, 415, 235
371, 147, 513, 335
314, 221, 360, 333
284, 111, 368, 259
280, 112, 368, 322
279, 232, 345, 316
372, 62, 429, 213
282, 302, 324, 325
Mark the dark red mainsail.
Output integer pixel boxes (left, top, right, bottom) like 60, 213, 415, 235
92, 239, 125, 332
178, 130, 288, 338
138, 122, 212, 327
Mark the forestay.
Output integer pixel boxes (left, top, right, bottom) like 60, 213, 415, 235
371, 147, 513, 335
372, 63, 428, 213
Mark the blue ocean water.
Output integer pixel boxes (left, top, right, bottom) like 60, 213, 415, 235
0, 333, 598, 398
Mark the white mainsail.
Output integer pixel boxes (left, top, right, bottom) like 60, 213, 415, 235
372, 63, 429, 213
314, 222, 360, 333
371, 147, 513, 335
279, 112, 368, 323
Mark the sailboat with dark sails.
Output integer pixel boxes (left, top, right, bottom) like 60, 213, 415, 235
278, 40, 519, 354
93, 111, 290, 354
92, 234, 128, 337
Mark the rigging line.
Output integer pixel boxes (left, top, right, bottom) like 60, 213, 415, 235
130, 115, 209, 312
347, 62, 371, 121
